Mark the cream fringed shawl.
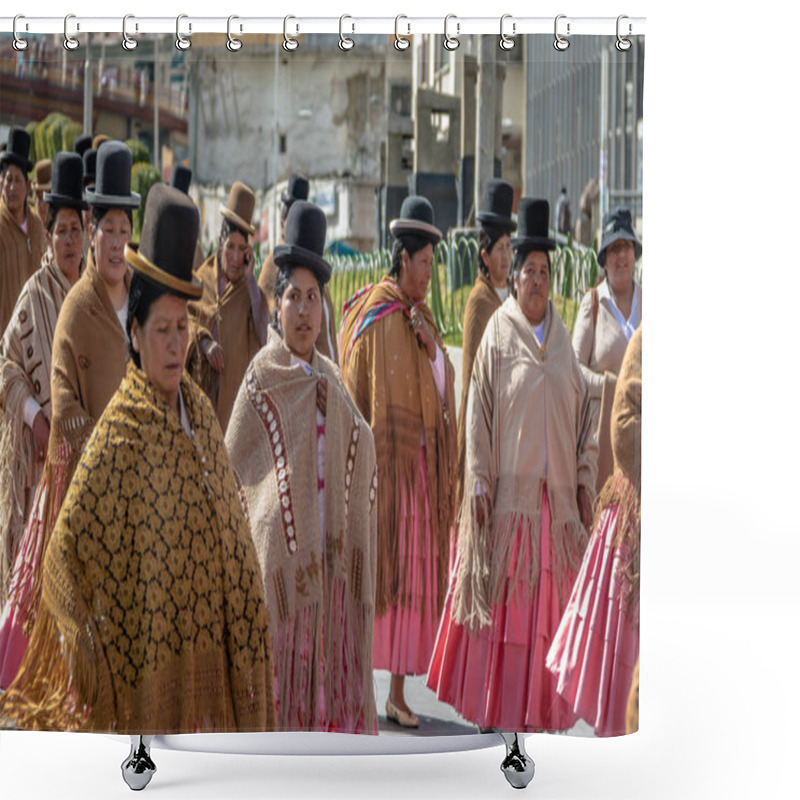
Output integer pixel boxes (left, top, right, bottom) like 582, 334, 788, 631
226, 329, 378, 733
453, 297, 599, 631
0, 362, 275, 733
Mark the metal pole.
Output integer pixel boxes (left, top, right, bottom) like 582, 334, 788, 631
83, 32, 93, 134
272, 35, 280, 247
474, 34, 496, 219
153, 36, 160, 173
599, 46, 608, 224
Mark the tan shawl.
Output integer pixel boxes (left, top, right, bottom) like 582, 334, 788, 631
187, 254, 268, 431
0, 362, 275, 733
340, 278, 457, 615
456, 272, 502, 510
226, 328, 377, 732
453, 297, 598, 631
0, 198, 46, 335
0, 255, 72, 596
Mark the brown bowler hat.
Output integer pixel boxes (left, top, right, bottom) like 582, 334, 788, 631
92, 134, 110, 151
220, 181, 256, 236
32, 159, 52, 192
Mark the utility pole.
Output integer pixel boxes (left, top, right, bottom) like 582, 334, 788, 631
474, 34, 496, 221
153, 35, 160, 174
83, 32, 93, 135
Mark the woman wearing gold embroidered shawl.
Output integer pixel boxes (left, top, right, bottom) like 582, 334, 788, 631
340, 196, 457, 728
227, 201, 377, 734
0, 184, 275, 741
427, 199, 598, 733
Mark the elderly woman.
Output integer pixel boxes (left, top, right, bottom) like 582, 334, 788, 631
426, 198, 598, 732
0, 184, 275, 751
547, 325, 641, 737
227, 200, 378, 733
0, 141, 138, 690
340, 196, 457, 727
186, 181, 269, 432
572, 207, 642, 492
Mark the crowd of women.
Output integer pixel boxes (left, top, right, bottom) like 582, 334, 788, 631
0, 124, 642, 743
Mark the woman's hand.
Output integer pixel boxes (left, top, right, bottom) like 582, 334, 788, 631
202, 338, 225, 373
577, 485, 593, 530
316, 377, 328, 416
409, 307, 436, 361
243, 244, 256, 279
32, 411, 50, 461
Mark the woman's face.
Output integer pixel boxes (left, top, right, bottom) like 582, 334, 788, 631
132, 293, 189, 410
399, 242, 434, 304
92, 208, 132, 288
604, 239, 635, 294
514, 250, 550, 326
482, 233, 512, 289
48, 207, 83, 283
278, 266, 322, 363
220, 229, 249, 283
1, 164, 27, 217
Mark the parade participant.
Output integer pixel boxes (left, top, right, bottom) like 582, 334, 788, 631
227, 201, 378, 733
170, 164, 205, 270
0, 141, 138, 690
0, 152, 86, 604
456, 179, 516, 515
572, 207, 642, 492
1, 128, 46, 334
31, 160, 52, 225
73, 134, 92, 160
81, 148, 97, 260
186, 181, 269, 432
427, 198, 597, 732
0, 183, 276, 737
340, 195, 457, 728
547, 325, 641, 737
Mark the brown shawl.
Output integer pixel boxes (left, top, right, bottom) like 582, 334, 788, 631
453, 298, 598, 631
0, 363, 275, 733
226, 329, 377, 732
340, 278, 457, 615
0, 198, 46, 335
187, 254, 268, 431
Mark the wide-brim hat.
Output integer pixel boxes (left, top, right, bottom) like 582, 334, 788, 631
43, 152, 88, 211
171, 164, 192, 195
73, 134, 92, 158
124, 182, 203, 300
281, 174, 309, 207
0, 127, 34, 174
389, 195, 442, 244
597, 207, 642, 266
83, 149, 97, 189
476, 179, 517, 232
220, 181, 256, 235
86, 141, 140, 209
511, 198, 556, 251
32, 159, 52, 192
273, 200, 332, 285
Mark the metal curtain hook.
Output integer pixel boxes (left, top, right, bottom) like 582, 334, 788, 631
227, 15, 242, 52
283, 16, 299, 51
12, 15, 28, 51
443, 14, 460, 51
339, 15, 354, 51
499, 14, 516, 51
122, 15, 138, 51
394, 15, 410, 52
63, 14, 80, 51
176, 14, 191, 51
554, 14, 570, 51
616, 15, 632, 52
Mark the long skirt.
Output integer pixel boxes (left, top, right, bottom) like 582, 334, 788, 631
372, 447, 439, 676
427, 488, 577, 731
545, 502, 639, 737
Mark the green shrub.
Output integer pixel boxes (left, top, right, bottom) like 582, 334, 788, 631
131, 163, 162, 243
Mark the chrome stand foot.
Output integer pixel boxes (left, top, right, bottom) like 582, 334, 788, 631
121, 735, 156, 791
499, 731, 535, 789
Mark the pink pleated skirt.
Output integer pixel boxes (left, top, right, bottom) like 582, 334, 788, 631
372, 447, 440, 676
545, 502, 639, 737
427, 487, 578, 732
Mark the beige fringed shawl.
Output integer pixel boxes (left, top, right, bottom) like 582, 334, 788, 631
340, 278, 458, 616
226, 329, 378, 733
0, 255, 72, 596
452, 297, 599, 631
0, 363, 275, 733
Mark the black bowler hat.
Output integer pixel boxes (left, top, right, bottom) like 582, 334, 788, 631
390, 195, 442, 245
86, 141, 140, 209
83, 149, 97, 189
281, 174, 309, 208
476, 179, 517, 232
273, 200, 332, 285
73, 134, 92, 158
124, 183, 203, 300
597, 207, 642, 267
0, 127, 34, 174
511, 198, 556, 252
43, 152, 88, 211
171, 165, 192, 195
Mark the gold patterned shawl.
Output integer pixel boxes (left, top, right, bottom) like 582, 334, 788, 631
0, 362, 275, 733
340, 277, 457, 615
226, 328, 377, 732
